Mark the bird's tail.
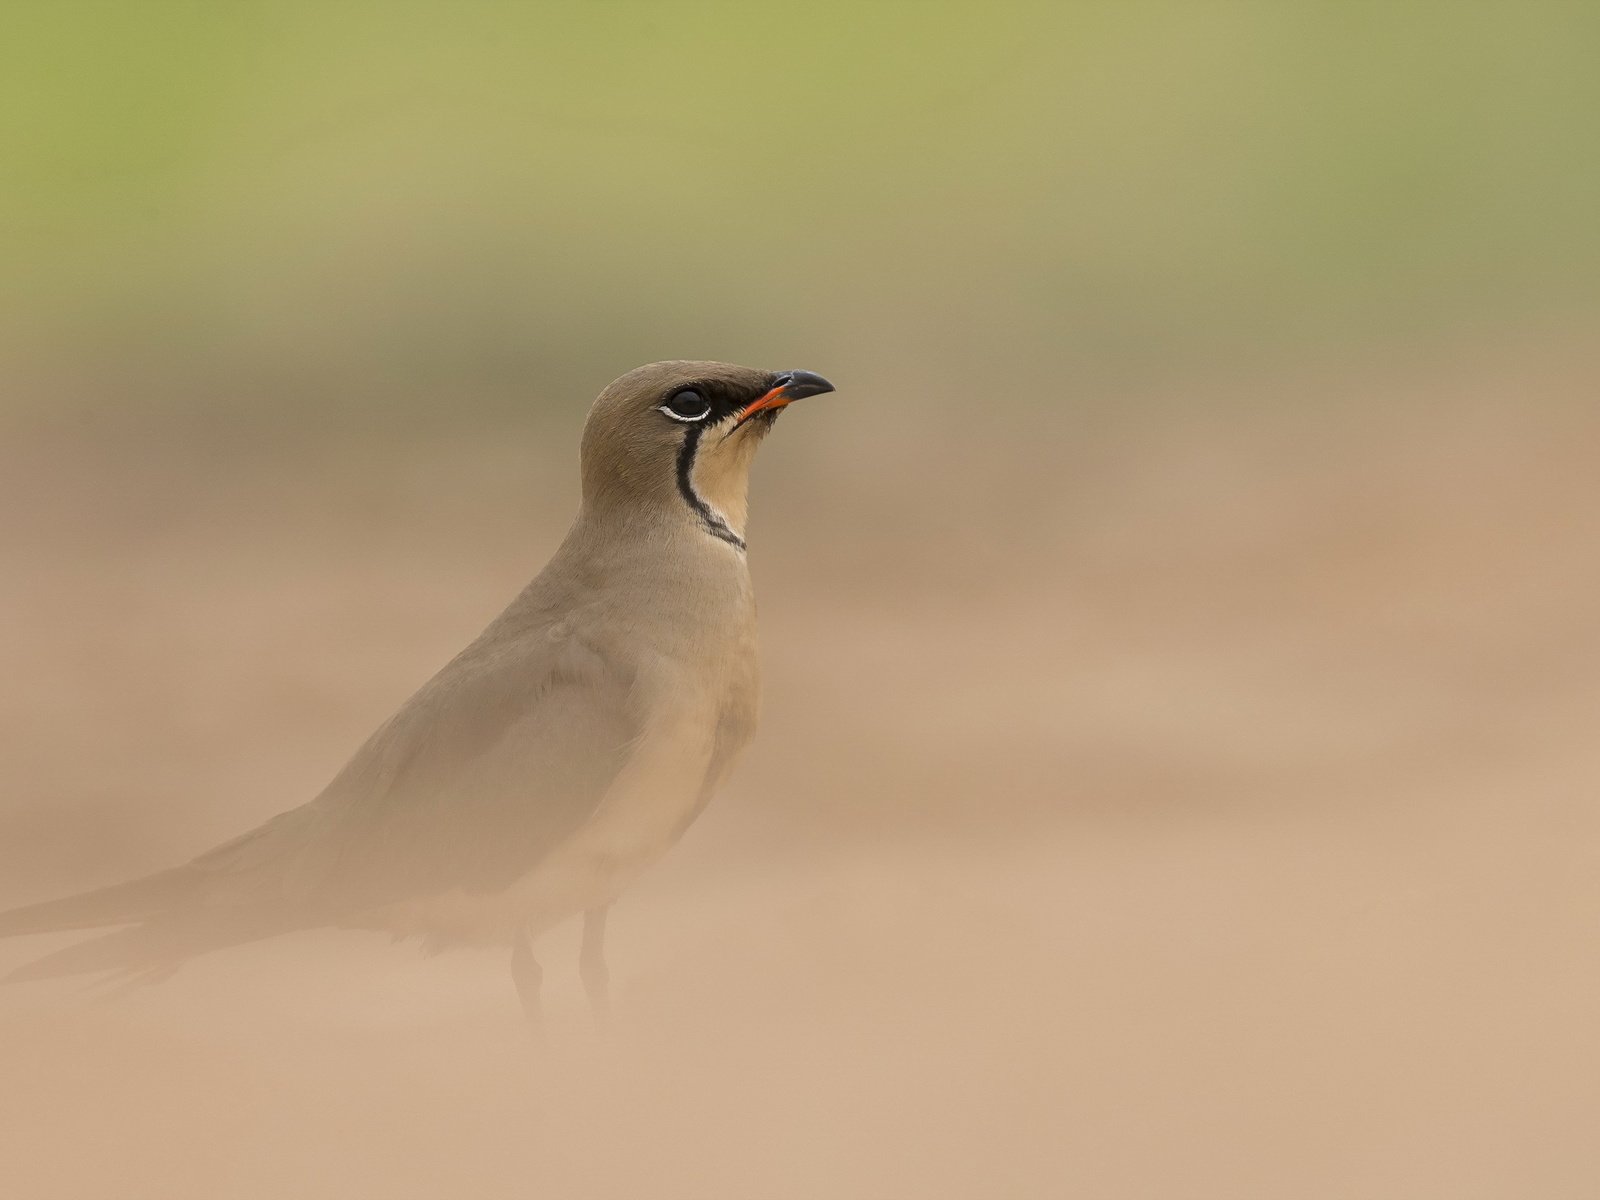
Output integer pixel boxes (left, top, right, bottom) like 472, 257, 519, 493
0, 866, 299, 985
0, 867, 200, 939
4, 907, 295, 984
2, 809, 326, 984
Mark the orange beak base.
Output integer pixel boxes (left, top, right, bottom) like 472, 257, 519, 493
731, 370, 835, 429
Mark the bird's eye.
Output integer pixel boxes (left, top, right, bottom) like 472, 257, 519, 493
660, 388, 712, 423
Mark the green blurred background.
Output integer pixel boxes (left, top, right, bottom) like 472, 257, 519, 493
3, 1, 1596, 424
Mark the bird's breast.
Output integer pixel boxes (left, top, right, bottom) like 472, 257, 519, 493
497, 647, 757, 935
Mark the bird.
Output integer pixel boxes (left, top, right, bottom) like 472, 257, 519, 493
0, 360, 835, 1025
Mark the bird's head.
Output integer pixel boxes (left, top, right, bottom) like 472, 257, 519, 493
578, 360, 834, 550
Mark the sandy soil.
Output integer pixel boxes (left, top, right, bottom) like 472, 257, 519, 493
2, 344, 1598, 1198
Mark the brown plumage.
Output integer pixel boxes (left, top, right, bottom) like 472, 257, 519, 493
0, 360, 835, 1022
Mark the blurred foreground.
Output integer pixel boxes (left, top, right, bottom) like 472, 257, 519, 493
2, 333, 1597, 1197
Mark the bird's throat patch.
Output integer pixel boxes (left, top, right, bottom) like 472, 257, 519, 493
675, 427, 746, 551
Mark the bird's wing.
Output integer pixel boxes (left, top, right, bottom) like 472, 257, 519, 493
2, 624, 640, 978
201, 625, 641, 914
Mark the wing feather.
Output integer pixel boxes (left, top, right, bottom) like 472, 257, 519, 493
1, 624, 640, 978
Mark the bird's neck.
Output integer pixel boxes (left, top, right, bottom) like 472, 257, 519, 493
559, 483, 757, 585
523, 504, 755, 658
579, 466, 755, 556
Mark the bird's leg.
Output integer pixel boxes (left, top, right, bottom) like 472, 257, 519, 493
510, 925, 543, 1030
580, 905, 611, 1026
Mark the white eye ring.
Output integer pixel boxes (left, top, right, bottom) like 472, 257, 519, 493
659, 390, 712, 422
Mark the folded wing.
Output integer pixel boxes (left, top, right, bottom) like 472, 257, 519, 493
2, 627, 639, 981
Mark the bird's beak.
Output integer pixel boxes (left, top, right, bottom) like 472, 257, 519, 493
731, 370, 835, 429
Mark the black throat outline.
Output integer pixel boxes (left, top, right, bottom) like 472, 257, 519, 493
675, 426, 746, 552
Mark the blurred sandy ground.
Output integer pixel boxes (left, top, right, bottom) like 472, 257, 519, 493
1, 326, 1597, 1198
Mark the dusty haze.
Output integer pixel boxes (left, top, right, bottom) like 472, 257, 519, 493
2, 335, 1597, 1198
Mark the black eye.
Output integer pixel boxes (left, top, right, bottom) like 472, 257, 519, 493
660, 388, 712, 423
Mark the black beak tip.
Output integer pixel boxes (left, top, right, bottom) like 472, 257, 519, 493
775, 369, 835, 401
